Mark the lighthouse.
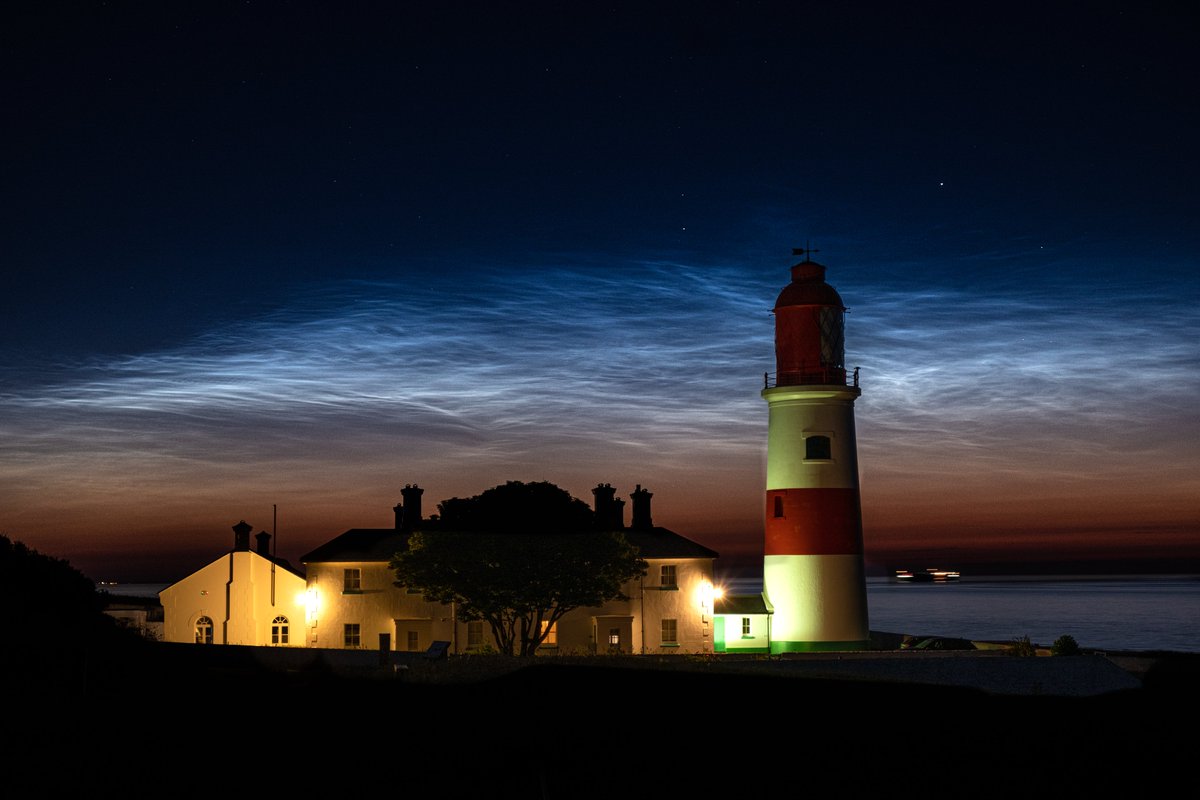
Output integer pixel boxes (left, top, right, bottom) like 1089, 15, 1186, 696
761, 249, 869, 651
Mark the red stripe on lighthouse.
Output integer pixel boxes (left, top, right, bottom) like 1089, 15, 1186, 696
764, 488, 863, 555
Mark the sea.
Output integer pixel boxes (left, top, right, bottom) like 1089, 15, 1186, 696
729, 574, 1200, 654
99, 574, 1200, 654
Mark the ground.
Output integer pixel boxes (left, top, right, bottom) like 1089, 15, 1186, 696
5, 638, 1195, 796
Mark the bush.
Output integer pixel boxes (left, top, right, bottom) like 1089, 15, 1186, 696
1052, 634, 1081, 656
1009, 635, 1037, 657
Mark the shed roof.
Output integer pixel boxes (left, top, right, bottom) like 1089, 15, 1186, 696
716, 593, 771, 615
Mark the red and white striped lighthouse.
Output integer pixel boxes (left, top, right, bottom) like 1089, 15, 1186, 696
762, 250, 869, 651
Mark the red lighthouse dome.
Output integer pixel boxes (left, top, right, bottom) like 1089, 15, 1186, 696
771, 255, 848, 387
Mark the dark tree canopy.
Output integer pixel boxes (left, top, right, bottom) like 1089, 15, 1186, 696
434, 480, 594, 534
0, 534, 107, 644
391, 481, 646, 656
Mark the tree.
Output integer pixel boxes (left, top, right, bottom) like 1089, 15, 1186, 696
1052, 634, 1081, 656
1, 535, 104, 631
390, 481, 647, 656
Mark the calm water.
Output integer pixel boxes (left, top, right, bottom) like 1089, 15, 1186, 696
727, 575, 1200, 653
103, 576, 1200, 653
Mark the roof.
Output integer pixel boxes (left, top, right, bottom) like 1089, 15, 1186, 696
716, 593, 771, 615
622, 526, 719, 559
159, 549, 305, 593
299, 528, 410, 563
299, 525, 719, 564
774, 260, 845, 310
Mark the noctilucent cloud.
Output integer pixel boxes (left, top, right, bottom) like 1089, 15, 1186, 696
2, 4, 1197, 580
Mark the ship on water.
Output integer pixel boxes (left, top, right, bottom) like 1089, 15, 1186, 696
894, 568, 961, 583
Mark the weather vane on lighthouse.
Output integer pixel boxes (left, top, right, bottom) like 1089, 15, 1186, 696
791, 243, 820, 262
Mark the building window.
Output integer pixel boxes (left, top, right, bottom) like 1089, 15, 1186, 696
406, 630, 419, 651
806, 435, 832, 460
344, 623, 361, 648
343, 568, 361, 593
742, 617, 751, 636
660, 564, 677, 589
661, 618, 678, 646
272, 615, 289, 645
608, 628, 621, 646
773, 496, 784, 517
540, 620, 558, 646
195, 616, 213, 645
467, 620, 484, 649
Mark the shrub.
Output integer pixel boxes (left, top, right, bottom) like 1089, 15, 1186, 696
1010, 635, 1037, 657
1052, 634, 1081, 656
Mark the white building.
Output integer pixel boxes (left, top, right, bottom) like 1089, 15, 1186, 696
159, 521, 307, 646
299, 483, 720, 655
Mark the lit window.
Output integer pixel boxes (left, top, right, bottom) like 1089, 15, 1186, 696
344, 623, 361, 648
195, 616, 214, 645
406, 630, 419, 651
343, 568, 361, 593
272, 615, 289, 645
806, 435, 832, 460
540, 620, 558, 646
608, 628, 620, 646
467, 620, 483, 649
661, 564, 677, 589
741, 617, 751, 636
661, 618, 678, 645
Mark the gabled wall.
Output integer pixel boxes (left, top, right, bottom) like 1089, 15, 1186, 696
160, 551, 306, 646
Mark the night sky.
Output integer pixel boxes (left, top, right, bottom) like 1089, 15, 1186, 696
3, 3, 1197, 581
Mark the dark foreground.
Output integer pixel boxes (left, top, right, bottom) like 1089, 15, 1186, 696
5, 635, 1196, 797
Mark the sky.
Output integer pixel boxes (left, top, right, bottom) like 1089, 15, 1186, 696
2, 2, 1197, 582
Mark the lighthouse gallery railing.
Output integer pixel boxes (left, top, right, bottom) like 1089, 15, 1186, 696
764, 366, 860, 390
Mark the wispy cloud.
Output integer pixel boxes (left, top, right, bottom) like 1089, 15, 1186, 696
2, 255, 1196, 557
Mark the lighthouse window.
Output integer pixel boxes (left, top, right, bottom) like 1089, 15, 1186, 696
773, 496, 784, 518
806, 435, 832, 460
271, 615, 289, 645
818, 307, 845, 367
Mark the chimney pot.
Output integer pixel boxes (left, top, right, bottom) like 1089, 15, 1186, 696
400, 484, 424, 531
631, 486, 653, 530
232, 520, 252, 551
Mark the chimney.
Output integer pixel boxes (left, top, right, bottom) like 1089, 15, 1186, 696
232, 520, 252, 551
592, 483, 625, 530
631, 485, 653, 530
400, 484, 424, 531
393, 502, 404, 530
255, 531, 271, 556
